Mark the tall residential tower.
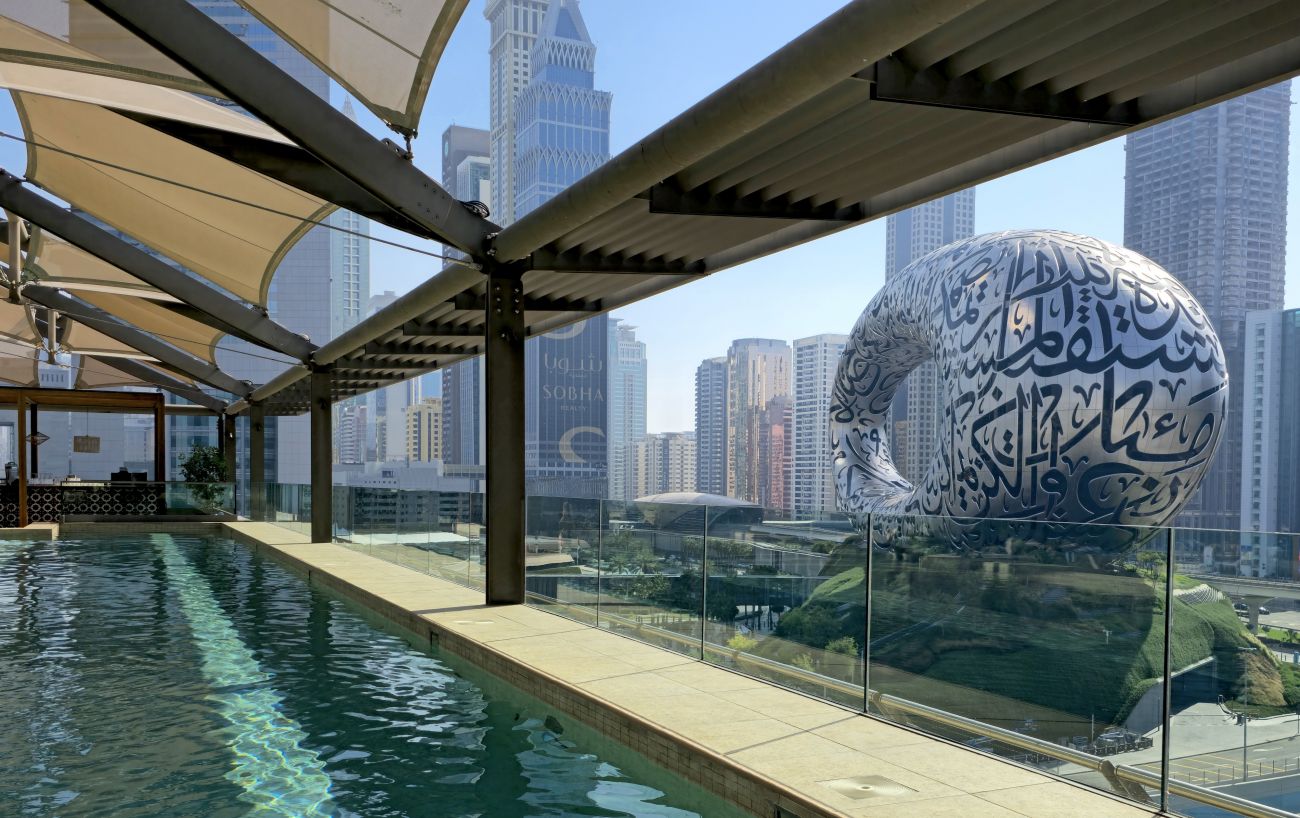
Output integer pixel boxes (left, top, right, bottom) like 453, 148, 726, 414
1125, 83, 1291, 530
694, 357, 728, 496
792, 334, 848, 518
883, 191, 975, 486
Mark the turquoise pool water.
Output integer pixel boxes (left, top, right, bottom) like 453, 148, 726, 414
0, 534, 735, 817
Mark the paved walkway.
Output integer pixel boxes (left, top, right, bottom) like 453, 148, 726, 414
225, 522, 1158, 818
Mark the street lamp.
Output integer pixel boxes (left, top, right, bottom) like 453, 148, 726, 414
1238, 646, 1258, 780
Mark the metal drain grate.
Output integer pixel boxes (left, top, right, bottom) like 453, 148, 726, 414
818, 775, 916, 800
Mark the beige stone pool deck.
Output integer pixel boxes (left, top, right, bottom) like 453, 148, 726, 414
222, 521, 1160, 818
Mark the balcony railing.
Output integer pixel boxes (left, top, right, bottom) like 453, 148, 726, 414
251, 484, 1300, 818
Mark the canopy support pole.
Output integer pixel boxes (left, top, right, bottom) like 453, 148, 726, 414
16, 392, 26, 526
85, 0, 498, 258
28, 400, 38, 478
310, 367, 332, 543
484, 264, 526, 604
250, 402, 265, 521
0, 173, 315, 361
153, 396, 166, 481
86, 354, 226, 413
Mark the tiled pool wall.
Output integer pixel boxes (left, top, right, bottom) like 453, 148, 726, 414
223, 524, 844, 818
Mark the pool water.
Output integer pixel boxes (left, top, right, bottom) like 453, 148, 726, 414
0, 534, 734, 817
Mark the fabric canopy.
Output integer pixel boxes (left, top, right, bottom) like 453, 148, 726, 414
0, 3, 209, 96
24, 231, 222, 365
236, 0, 468, 134
0, 335, 36, 386
0, 13, 335, 308
15, 90, 334, 307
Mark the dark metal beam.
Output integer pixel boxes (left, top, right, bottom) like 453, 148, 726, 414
399, 321, 485, 338
0, 172, 315, 360
86, 353, 225, 412
530, 247, 708, 274
484, 264, 526, 604
334, 358, 437, 371
112, 112, 436, 239
363, 341, 471, 357
309, 367, 332, 543
449, 292, 601, 312
863, 55, 1142, 126
23, 285, 251, 397
219, 413, 236, 481
87, 0, 498, 257
643, 182, 863, 221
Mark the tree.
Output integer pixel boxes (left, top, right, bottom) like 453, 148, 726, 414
826, 636, 859, 656
179, 445, 228, 512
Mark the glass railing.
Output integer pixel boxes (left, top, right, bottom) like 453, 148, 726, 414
246, 485, 1299, 817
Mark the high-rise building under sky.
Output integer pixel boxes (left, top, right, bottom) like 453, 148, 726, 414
694, 357, 728, 497
792, 334, 848, 518
884, 191, 975, 487
727, 339, 791, 505
439, 125, 490, 468
484, 0, 544, 227
1240, 309, 1300, 578
608, 320, 647, 502
490, 0, 613, 498
1125, 83, 1291, 531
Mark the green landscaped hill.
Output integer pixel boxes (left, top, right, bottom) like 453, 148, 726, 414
766, 556, 1287, 726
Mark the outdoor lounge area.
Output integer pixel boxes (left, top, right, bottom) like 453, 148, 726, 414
3, 1, 1300, 816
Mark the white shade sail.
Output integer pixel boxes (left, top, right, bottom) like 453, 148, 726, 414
235, 0, 468, 134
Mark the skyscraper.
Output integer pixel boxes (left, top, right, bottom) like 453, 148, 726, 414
631, 432, 696, 498
406, 398, 444, 463
884, 191, 975, 486
484, 0, 546, 227
756, 395, 792, 514
607, 320, 647, 501
502, 0, 612, 498
1239, 309, 1300, 577
694, 357, 728, 496
792, 333, 848, 518
727, 339, 791, 504
439, 125, 490, 467
1125, 83, 1291, 530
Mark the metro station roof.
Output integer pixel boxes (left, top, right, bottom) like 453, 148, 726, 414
0, 0, 1295, 416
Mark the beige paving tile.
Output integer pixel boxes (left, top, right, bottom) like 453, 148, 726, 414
580, 672, 702, 701
716, 685, 850, 718
978, 782, 1159, 817
655, 663, 770, 693
863, 741, 1048, 793
845, 793, 1025, 818
730, 733, 961, 813
811, 714, 932, 753
677, 717, 804, 754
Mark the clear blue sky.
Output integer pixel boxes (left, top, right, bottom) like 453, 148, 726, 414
0, 1, 1296, 432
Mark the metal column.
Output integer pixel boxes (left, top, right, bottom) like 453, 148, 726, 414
28, 400, 38, 477
219, 413, 236, 480
153, 397, 166, 481
249, 402, 265, 521
16, 393, 26, 526
484, 265, 526, 604
309, 368, 332, 543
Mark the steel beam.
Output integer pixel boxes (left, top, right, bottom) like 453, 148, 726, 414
112, 113, 435, 238
0, 172, 315, 361
644, 183, 864, 221
86, 354, 226, 412
864, 56, 1141, 125
484, 265, 526, 604
530, 247, 707, 275
399, 321, 484, 337
23, 286, 251, 397
250, 401, 265, 520
450, 293, 601, 313
87, 0, 499, 257
309, 367, 332, 543
363, 341, 470, 357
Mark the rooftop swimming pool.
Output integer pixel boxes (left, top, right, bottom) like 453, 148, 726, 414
0, 534, 743, 817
